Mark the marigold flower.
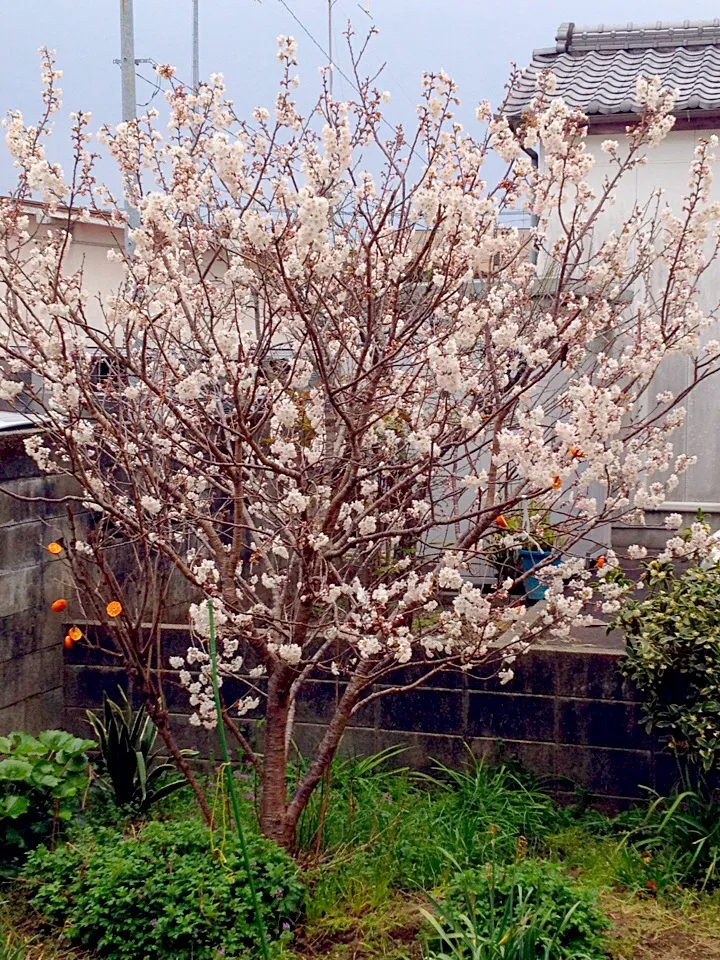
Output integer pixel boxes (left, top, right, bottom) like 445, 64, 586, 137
68, 625, 83, 641
495, 515, 508, 529
552, 476, 562, 490
47, 542, 63, 555
51, 598, 67, 613
106, 601, 122, 618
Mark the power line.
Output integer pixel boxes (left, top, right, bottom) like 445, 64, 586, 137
274, 0, 420, 161
135, 71, 162, 108
276, 0, 362, 98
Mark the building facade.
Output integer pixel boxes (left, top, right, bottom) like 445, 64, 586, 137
507, 20, 720, 518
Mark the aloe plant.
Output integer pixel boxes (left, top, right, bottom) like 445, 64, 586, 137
86, 689, 192, 812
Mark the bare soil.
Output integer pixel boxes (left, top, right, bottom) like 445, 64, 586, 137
604, 893, 720, 960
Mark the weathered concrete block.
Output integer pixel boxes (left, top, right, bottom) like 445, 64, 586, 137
556, 698, 651, 750
0, 474, 80, 527
0, 644, 62, 711
295, 681, 346, 725
0, 610, 47, 664
0, 519, 49, 571
467, 691, 555, 742
374, 728, 467, 771
0, 432, 44, 482
378, 661, 465, 690
554, 743, 651, 799
469, 737, 558, 780
467, 649, 557, 696
554, 650, 635, 702
294, 722, 378, 765
0, 687, 63, 736
64, 664, 128, 709
378, 687, 464, 736
0, 565, 44, 618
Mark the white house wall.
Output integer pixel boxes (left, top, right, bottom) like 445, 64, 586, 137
541, 128, 720, 508
59, 219, 127, 328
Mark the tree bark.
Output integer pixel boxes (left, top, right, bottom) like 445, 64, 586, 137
283, 664, 371, 842
259, 667, 294, 846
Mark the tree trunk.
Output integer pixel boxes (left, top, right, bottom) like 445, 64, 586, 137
282, 664, 372, 845
259, 668, 294, 847
258, 663, 371, 850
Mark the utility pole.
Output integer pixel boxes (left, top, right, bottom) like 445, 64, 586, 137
119, 0, 139, 249
192, 0, 200, 90
327, 0, 333, 99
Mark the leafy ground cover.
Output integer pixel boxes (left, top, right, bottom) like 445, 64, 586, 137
3, 748, 720, 959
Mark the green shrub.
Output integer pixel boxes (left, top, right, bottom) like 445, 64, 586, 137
615, 555, 720, 775
427, 859, 608, 960
0, 730, 94, 869
23, 819, 304, 960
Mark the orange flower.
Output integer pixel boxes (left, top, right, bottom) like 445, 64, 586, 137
552, 476, 562, 490
47, 542, 63, 555
596, 555, 606, 570
106, 601, 122, 618
495, 515, 509, 529
51, 598, 68, 613
68, 626, 83, 642
63, 635, 74, 649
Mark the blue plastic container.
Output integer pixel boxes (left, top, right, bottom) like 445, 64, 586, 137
518, 549, 559, 602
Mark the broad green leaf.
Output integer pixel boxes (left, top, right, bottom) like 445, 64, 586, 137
1, 794, 29, 819
38, 730, 75, 752
11, 733, 44, 756
54, 780, 82, 799
31, 772, 61, 788
0, 758, 33, 781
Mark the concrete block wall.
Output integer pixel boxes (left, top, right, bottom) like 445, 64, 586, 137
0, 428, 707, 800
63, 623, 675, 810
0, 431, 73, 734
613, 507, 720, 580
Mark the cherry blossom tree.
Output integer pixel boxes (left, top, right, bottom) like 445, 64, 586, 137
2, 40, 720, 846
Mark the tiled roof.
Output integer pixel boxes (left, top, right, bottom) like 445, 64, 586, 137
506, 19, 720, 119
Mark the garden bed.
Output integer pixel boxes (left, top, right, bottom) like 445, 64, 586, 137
4, 746, 720, 960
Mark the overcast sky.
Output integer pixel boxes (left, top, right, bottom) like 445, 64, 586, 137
2, 0, 720, 192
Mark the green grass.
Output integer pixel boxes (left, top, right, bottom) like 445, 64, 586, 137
297, 747, 567, 917
5, 748, 720, 959
1, 893, 91, 960
291, 751, 720, 959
